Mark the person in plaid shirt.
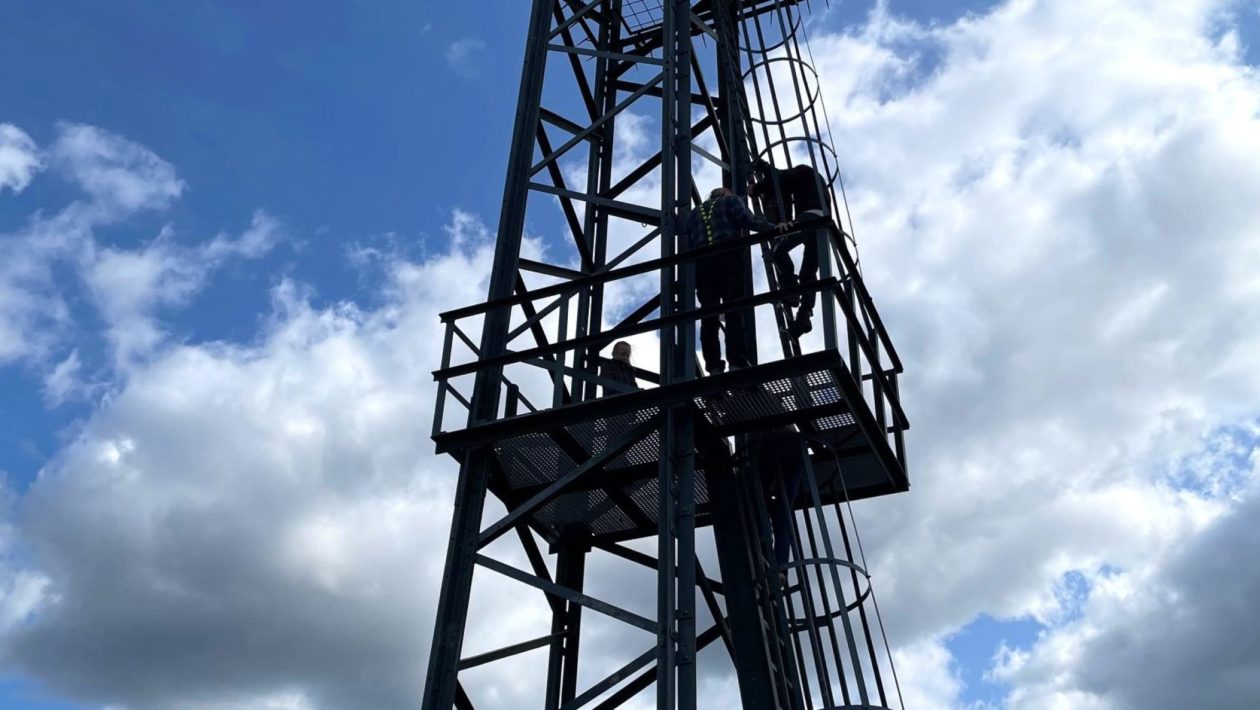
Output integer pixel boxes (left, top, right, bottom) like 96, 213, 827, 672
684, 187, 787, 375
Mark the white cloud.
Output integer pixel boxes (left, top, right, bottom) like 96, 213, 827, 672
446, 38, 487, 78
894, 637, 967, 710
200, 210, 283, 261
51, 122, 184, 218
795, 0, 1260, 706
1, 0, 1260, 708
993, 480, 1260, 709
85, 211, 285, 367
0, 123, 280, 371
0, 210, 559, 710
42, 350, 85, 407
0, 124, 44, 194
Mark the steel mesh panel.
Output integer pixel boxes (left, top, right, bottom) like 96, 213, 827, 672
563, 418, 601, 456
695, 380, 787, 426
537, 489, 637, 536
589, 496, 638, 535
564, 407, 659, 463
805, 370, 841, 407
812, 412, 857, 430
535, 486, 648, 537
764, 375, 804, 412
529, 470, 713, 539
608, 427, 661, 470
695, 467, 711, 506
486, 365, 857, 539
693, 367, 842, 428
493, 432, 577, 489
622, 0, 665, 33
623, 476, 660, 525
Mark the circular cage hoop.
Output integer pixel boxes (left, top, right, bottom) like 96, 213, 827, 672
739, 3, 805, 56
756, 135, 842, 189
743, 55, 822, 127
776, 556, 873, 621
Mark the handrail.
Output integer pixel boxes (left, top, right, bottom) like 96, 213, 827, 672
829, 284, 909, 430
434, 276, 837, 381
438, 216, 830, 323
434, 215, 907, 428
435, 217, 907, 425
831, 235, 904, 374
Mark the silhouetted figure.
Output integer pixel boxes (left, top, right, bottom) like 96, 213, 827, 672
684, 187, 786, 375
747, 426, 805, 575
749, 159, 833, 338
599, 340, 639, 397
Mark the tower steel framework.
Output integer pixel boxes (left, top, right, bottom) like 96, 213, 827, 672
423, 2, 910, 708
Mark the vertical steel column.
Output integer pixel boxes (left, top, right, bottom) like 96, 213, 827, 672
657, 1, 696, 707
545, 531, 589, 709
716, 0, 760, 368
819, 228, 841, 352
575, 2, 620, 402
421, 2, 555, 707
710, 4, 791, 708
709, 463, 782, 710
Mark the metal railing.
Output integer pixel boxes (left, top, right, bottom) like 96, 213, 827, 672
430, 216, 908, 478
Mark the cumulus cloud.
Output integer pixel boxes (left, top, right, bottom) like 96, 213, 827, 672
993, 477, 1260, 709
796, 0, 1260, 705
2, 0, 1260, 708
895, 638, 966, 710
3, 275, 449, 708
0, 210, 565, 709
0, 124, 44, 194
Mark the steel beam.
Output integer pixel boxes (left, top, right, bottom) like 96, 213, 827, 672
476, 554, 656, 633
420, 2, 555, 706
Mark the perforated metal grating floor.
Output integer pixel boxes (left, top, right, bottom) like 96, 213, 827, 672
692, 368, 857, 432
489, 361, 866, 540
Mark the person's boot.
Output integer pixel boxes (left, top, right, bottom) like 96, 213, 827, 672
707, 360, 727, 376
789, 308, 813, 338
779, 272, 801, 307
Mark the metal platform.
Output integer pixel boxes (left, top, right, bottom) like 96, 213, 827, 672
433, 351, 907, 545
618, 0, 809, 42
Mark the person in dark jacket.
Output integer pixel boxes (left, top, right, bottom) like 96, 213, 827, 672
749, 159, 833, 338
684, 187, 786, 375
747, 426, 805, 575
599, 340, 639, 397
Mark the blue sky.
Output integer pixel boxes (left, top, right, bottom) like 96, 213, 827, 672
0, 0, 1006, 490
0, 2, 527, 498
0, 0, 987, 495
3, 2, 1260, 709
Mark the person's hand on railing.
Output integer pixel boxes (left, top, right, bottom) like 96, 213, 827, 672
775, 222, 790, 234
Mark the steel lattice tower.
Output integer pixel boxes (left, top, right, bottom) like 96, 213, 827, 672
423, 2, 910, 708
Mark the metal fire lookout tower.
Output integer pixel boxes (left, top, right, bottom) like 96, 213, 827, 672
424, 2, 910, 708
